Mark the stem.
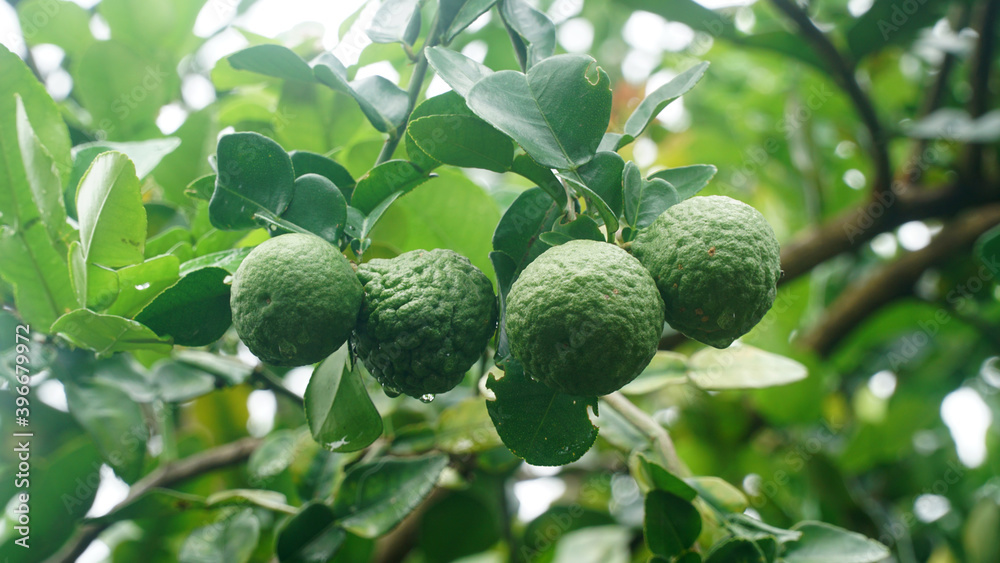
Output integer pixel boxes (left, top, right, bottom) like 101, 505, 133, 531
375, 12, 443, 165
254, 366, 305, 406
602, 392, 689, 477
47, 437, 263, 563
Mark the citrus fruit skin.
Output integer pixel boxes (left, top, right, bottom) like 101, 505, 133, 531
505, 240, 664, 396
631, 195, 781, 349
354, 249, 497, 398
230, 233, 363, 366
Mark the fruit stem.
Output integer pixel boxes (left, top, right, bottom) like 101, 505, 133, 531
375, 9, 443, 165
558, 175, 577, 221
602, 391, 690, 477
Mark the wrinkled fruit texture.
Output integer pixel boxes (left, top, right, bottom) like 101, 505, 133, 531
354, 249, 497, 398
632, 195, 781, 349
231, 233, 363, 366
506, 240, 664, 396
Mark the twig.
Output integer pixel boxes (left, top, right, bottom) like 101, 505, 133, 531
602, 392, 689, 477
375, 12, 443, 165
769, 0, 892, 199
800, 204, 1000, 355
254, 366, 305, 406
47, 437, 263, 563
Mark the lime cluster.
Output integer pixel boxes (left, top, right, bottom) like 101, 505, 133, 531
230, 235, 497, 398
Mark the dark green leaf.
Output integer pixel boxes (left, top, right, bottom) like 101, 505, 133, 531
782, 522, 890, 563
134, 267, 232, 347
404, 91, 475, 172
566, 179, 618, 241
490, 250, 516, 361
440, 0, 497, 41
498, 0, 556, 70
644, 490, 701, 557
491, 187, 559, 273
648, 165, 717, 201
703, 538, 767, 563
407, 114, 514, 172
510, 153, 567, 206
553, 215, 604, 242
485, 360, 598, 466
367, 0, 421, 45
425, 46, 494, 98
186, 174, 216, 201
290, 150, 356, 202
64, 378, 148, 482
179, 247, 251, 276
228, 44, 317, 83
179, 509, 260, 563
467, 55, 612, 170
576, 151, 625, 217
277, 173, 348, 244
623, 161, 680, 229
976, 225, 1000, 272
635, 453, 697, 500
51, 309, 172, 355
332, 453, 449, 537
276, 503, 346, 563
351, 160, 428, 214
304, 346, 383, 452
314, 55, 409, 133
210, 132, 295, 230
846, 0, 949, 61
538, 231, 573, 246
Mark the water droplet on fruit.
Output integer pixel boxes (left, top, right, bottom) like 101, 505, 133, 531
383, 386, 401, 398
419, 394, 435, 403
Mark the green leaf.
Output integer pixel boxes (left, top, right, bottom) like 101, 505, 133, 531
179, 247, 252, 276
69, 241, 120, 309
332, 453, 449, 537
551, 526, 631, 563
648, 165, 717, 201
703, 538, 767, 563
228, 44, 317, 82
567, 179, 618, 241
96, 0, 202, 57
687, 344, 808, 390
89, 488, 206, 524
485, 360, 598, 466
105, 254, 181, 318
553, 215, 604, 242
404, 90, 475, 172
467, 54, 612, 170
16, 96, 67, 243
151, 361, 217, 402
436, 398, 503, 454
51, 309, 172, 355
498, 0, 556, 70
351, 160, 428, 215
576, 151, 625, 217
290, 150, 355, 202
645, 490, 702, 557
510, 153, 567, 206
620, 351, 688, 395
623, 160, 680, 230
440, 0, 497, 41
176, 349, 254, 386
846, 0, 949, 62
64, 378, 148, 482
0, 222, 77, 330
634, 452, 697, 500
277, 173, 348, 244
180, 510, 260, 563
134, 267, 232, 347
74, 151, 147, 268
686, 476, 748, 513
367, 0, 421, 45
0, 45, 72, 195
618, 62, 708, 149
304, 346, 383, 452
782, 522, 890, 563
72, 138, 181, 180
425, 46, 494, 98
725, 513, 802, 543
276, 503, 346, 563
207, 489, 293, 512
186, 174, 216, 201
248, 429, 303, 480
16, 0, 95, 57
490, 250, 516, 361
313, 55, 408, 133
491, 187, 559, 273
361, 192, 403, 240
407, 115, 515, 172
210, 132, 295, 230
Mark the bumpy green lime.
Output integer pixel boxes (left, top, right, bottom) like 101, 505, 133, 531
354, 249, 497, 398
230, 233, 363, 366
631, 195, 781, 349
505, 240, 664, 396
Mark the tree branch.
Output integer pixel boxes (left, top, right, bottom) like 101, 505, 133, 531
769, 0, 892, 199
962, 0, 1000, 182
47, 437, 263, 563
800, 204, 1000, 355
602, 392, 689, 477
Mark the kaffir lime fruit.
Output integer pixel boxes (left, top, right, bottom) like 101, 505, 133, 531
230, 233, 363, 366
505, 239, 664, 396
354, 249, 497, 398
631, 195, 781, 349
